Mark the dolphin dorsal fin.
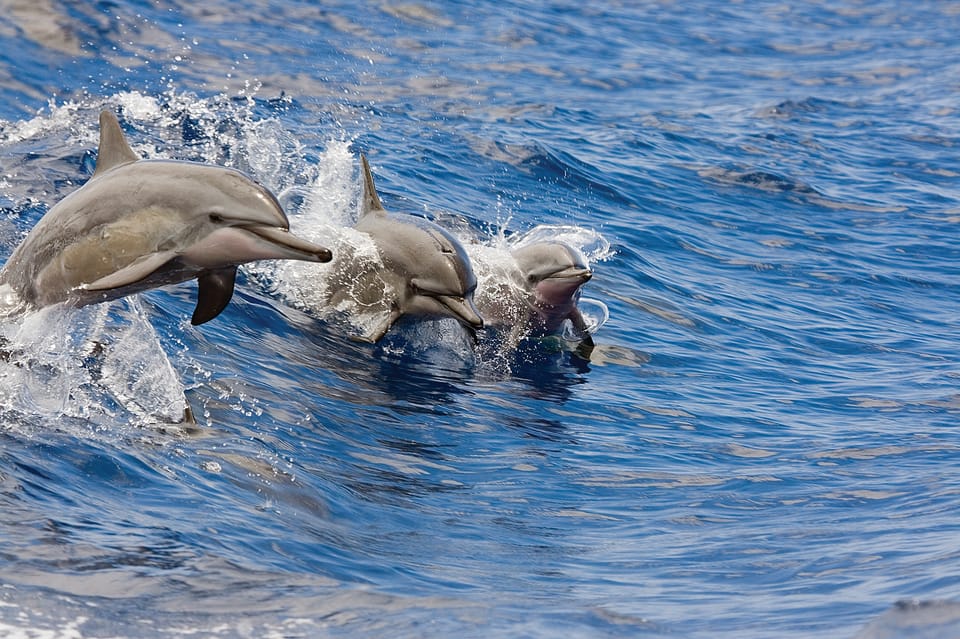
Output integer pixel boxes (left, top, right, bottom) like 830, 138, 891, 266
92, 110, 139, 179
360, 154, 386, 216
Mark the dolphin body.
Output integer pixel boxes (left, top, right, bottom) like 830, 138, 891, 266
0, 110, 332, 325
476, 240, 594, 347
323, 155, 484, 342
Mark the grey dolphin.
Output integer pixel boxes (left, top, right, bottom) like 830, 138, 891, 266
325, 155, 483, 342
0, 110, 332, 324
512, 241, 593, 337
476, 240, 594, 346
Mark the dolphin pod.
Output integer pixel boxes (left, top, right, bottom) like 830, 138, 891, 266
0, 109, 598, 350
0, 110, 332, 324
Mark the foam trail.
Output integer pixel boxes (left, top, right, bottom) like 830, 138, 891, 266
0, 298, 189, 430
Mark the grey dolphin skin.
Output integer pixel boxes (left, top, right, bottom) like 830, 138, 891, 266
326, 155, 483, 342
0, 110, 332, 324
476, 240, 594, 348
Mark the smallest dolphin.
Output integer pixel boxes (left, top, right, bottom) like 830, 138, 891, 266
323, 155, 484, 342
476, 240, 595, 347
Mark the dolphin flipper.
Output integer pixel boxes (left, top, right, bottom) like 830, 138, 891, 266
84, 250, 179, 292
350, 307, 401, 343
568, 306, 591, 338
191, 267, 237, 325
568, 306, 595, 358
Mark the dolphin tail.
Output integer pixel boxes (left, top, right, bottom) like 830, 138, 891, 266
192, 267, 237, 325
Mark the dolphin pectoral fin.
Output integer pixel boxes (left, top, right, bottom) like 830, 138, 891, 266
359, 154, 386, 216
568, 306, 590, 336
568, 306, 595, 352
84, 250, 178, 292
93, 110, 140, 179
351, 307, 401, 343
191, 267, 237, 325
573, 335, 595, 360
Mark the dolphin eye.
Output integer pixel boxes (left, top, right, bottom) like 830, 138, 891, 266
209, 213, 225, 224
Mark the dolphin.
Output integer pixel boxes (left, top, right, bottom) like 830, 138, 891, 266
475, 240, 594, 347
512, 241, 593, 338
0, 110, 332, 325
324, 155, 483, 342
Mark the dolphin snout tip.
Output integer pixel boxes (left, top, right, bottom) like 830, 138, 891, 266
566, 267, 593, 285
460, 312, 484, 343
464, 300, 485, 330
299, 243, 333, 263
442, 295, 484, 332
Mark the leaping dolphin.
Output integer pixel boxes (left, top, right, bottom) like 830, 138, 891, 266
475, 240, 594, 347
512, 241, 593, 339
324, 155, 484, 342
0, 110, 332, 324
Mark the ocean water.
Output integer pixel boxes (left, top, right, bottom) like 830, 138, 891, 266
0, 1, 959, 637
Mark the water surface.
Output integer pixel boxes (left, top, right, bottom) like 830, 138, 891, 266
1, 1, 959, 637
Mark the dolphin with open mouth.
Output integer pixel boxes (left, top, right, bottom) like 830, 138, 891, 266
474, 239, 596, 351
0, 110, 332, 324
511, 240, 594, 339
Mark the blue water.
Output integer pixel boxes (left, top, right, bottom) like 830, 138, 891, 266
1, 1, 959, 637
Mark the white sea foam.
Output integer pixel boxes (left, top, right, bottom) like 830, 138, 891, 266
0, 298, 189, 430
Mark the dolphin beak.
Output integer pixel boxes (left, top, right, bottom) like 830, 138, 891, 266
242, 225, 333, 263
550, 266, 592, 283
436, 294, 485, 331
546, 267, 592, 292
531, 267, 592, 309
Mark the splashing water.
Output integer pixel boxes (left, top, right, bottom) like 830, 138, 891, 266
0, 298, 188, 430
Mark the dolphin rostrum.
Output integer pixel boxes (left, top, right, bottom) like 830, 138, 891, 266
0, 110, 332, 324
475, 240, 594, 347
324, 155, 483, 342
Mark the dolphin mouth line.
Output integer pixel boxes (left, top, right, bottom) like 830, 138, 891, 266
242, 225, 333, 263
545, 267, 592, 283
